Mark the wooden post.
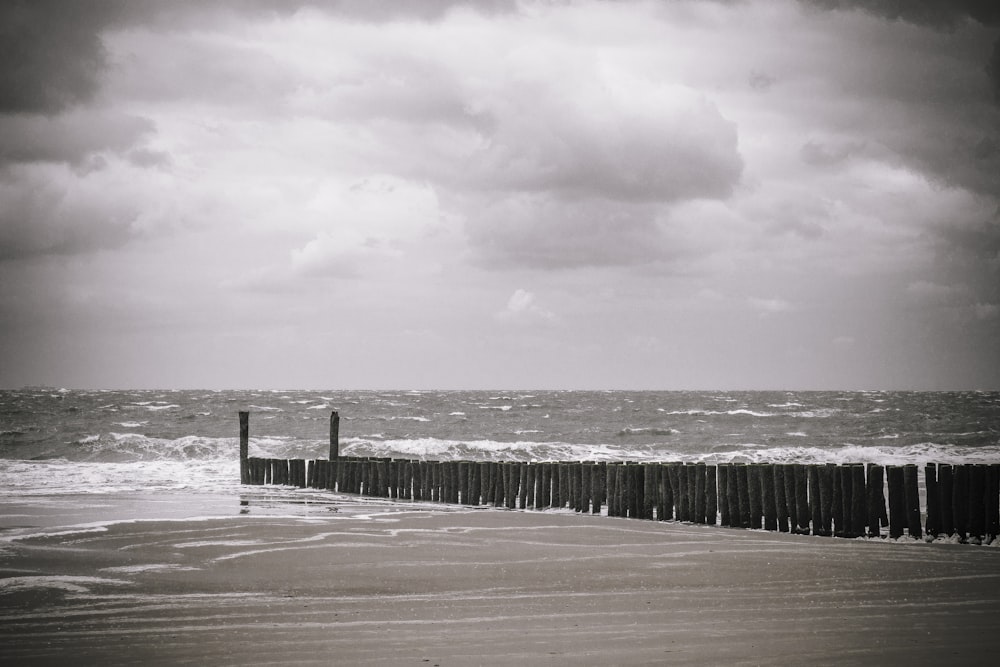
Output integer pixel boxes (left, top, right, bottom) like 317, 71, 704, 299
507, 463, 518, 510
593, 464, 606, 515
717, 464, 730, 526
969, 465, 987, 543
847, 464, 865, 538
627, 464, 640, 518
774, 465, 789, 532
725, 463, 739, 527
736, 464, 750, 528
239, 411, 250, 484
783, 464, 799, 534
987, 465, 1000, 544
795, 464, 811, 534
939, 463, 954, 536
643, 465, 655, 519
747, 464, 762, 529
694, 463, 707, 524
705, 464, 717, 526
329, 411, 340, 460
836, 465, 852, 537
904, 464, 922, 539
762, 463, 777, 531
925, 464, 940, 538
886, 465, 905, 538
818, 464, 834, 536
808, 465, 822, 536
953, 464, 969, 540
866, 464, 884, 538
605, 464, 618, 516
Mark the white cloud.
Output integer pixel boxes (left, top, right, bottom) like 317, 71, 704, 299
496, 289, 555, 323
749, 297, 792, 315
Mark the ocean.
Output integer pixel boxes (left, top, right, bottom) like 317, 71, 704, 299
2, 389, 999, 534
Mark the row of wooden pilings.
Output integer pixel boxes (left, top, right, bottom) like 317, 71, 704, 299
237, 412, 1000, 544
243, 456, 1000, 543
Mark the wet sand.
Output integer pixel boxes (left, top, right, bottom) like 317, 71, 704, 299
2, 494, 1000, 666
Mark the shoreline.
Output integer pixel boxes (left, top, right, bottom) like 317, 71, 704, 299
3, 493, 1000, 665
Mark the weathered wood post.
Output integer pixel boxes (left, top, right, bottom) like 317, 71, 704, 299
774, 465, 789, 532
849, 464, 866, 538
903, 464, 922, 539
705, 464, 718, 525
988, 464, 1000, 543
783, 464, 799, 534
819, 464, 835, 536
925, 463, 941, 538
969, 464, 986, 542
694, 463, 707, 524
762, 463, 777, 531
329, 411, 340, 460
725, 464, 739, 527
939, 463, 954, 536
239, 411, 250, 484
953, 464, 970, 540
747, 464, 762, 529
717, 464, 731, 526
867, 464, 885, 538
886, 465, 906, 539
808, 465, 822, 535
795, 464, 811, 534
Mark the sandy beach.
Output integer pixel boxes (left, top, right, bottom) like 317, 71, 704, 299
2, 492, 999, 666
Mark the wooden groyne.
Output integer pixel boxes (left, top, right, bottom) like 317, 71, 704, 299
238, 411, 1000, 544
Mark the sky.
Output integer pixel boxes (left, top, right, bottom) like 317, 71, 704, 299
1, 0, 999, 390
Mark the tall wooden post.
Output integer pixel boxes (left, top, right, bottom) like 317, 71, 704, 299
329, 411, 340, 460
239, 411, 249, 484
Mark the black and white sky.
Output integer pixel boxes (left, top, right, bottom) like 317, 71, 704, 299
1, 0, 998, 390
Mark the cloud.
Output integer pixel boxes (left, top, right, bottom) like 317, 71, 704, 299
495, 289, 555, 322
799, 139, 866, 167
749, 297, 792, 315
975, 303, 999, 320
0, 110, 154, 167
469, 73, 743, 203
799, 0, 999, 27
0, 165, 138, 260
906, 280, 967, 304
0, 0, 117, 113
289, 175, 445, 278
465, 195, 667, 270
989, 38, 1000, 102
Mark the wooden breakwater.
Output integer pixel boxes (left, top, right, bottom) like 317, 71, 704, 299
238, 412, 1000, 544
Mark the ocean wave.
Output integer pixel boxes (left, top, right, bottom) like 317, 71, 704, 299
0, 459, 241, 497
617, 427, 680, 437
57, 432, 323, 463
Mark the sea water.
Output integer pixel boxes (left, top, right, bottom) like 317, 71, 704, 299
2, 389, 999, 532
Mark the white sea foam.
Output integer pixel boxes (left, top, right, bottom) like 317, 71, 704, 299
617, 427, 680, 437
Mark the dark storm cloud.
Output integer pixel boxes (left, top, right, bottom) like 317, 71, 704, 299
0, 0, 515, 114
801, 0, 999, 27
0, 112, 153, 166
0, 172, 137, 260
799, 140, 865, 167
802, 0, 1000, 104
989, 39, 1000, 101
466, 196, 667, 270
0, 0, 119, 114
